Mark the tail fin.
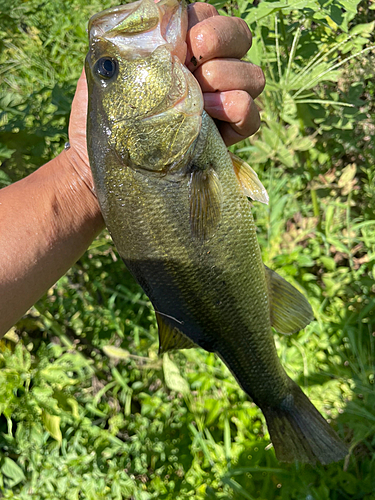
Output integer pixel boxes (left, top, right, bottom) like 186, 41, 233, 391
262, 380, 348, 464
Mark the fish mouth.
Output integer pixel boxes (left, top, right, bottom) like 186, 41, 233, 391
88, 3, 138, 39
86, 0, 201, 177
88, 0, 188, 62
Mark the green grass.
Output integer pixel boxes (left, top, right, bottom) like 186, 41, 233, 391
1, 0, 375, 498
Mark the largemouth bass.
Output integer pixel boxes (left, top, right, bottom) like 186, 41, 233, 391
85, 0, 348, 464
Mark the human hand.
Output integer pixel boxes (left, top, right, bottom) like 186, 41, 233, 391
65, 69, 93, 191
186, 3, 265, 146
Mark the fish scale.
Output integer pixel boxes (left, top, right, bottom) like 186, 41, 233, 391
86, 0, 348, 464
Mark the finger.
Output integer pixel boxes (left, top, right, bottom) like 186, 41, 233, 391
70, 69, 87, 117
203, 90, 260, 146
67, 69, 92, 181
186, 16, 252, 71
194, 58, 265, 100
187, 2, 218, 31
69, 69, 88, 147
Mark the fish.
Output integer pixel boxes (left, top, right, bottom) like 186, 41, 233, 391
85, 0, 348, 464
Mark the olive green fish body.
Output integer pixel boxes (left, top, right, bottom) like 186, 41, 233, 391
86, 0, 348, 464
96, 111, 287, 407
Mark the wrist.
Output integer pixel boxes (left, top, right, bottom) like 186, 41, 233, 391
0, 152, 105, 335
60, 142, 96, 194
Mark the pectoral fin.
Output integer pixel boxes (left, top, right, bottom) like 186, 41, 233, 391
265, 266, 314, 334
230, 152, 269, 205
156, 312, 196, 354
189, 168, 223, 240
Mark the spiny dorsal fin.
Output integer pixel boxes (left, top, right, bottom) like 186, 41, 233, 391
189, 167, 223, 240
265, 266, 314, 334
230, 152, 269, 205
156, 312, 196, 354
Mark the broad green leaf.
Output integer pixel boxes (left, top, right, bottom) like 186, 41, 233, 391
297, 254, 315, 267
32, 385, 54, 401
42, 412, 62, 443
1, 458, 25, 486
320, 256, 337, 271
276, 145, 295, 168
350, 20, 375, 36
103, 345, 131, 360
0, 169, 12, 186
0, 145, 15, 160
67, 397, 80, 419
339, 0, 363, 14
292, 136, 315, 151
262, 127, 280, 149
338, 163, 356, 188
302, 273, 318, 281
205, 398, 222, 426
163, 354, 190, 396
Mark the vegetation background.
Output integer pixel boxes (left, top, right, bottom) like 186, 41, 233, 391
0, 0, 374, 498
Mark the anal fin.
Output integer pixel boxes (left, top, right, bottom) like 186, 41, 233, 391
265, 266, 314, 334
156, 312, 196, 354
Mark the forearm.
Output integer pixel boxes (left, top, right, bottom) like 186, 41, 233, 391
0, 150, 105, 336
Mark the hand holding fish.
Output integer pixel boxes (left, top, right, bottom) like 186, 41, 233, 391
68, 1, 265, 191
186, 2, 264, 146
0, 3, 264, 336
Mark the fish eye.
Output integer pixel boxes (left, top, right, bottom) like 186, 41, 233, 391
96, 57, 117, 79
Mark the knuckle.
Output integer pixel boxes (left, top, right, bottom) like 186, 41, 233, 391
205, 23, 221, 54
187, 3, 218, 30
191, 21, 220, 58
201, 3, 219, 17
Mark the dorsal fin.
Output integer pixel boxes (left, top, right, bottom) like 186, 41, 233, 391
230, 152, 269, 204
264, 266, 314, 334
156, 312, 196, 354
